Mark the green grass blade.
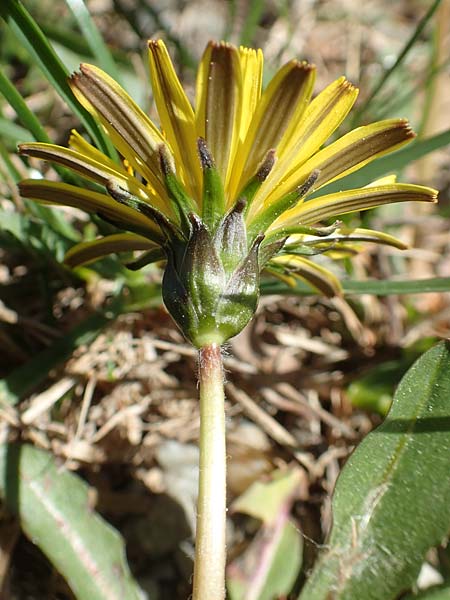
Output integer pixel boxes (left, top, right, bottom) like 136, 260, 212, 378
239, 0, 265, 46
417, 17, 440, 137
261, 276, 450, 297
299, 341, 450, 600
0, 0, 113, 156
41, 22, 129, 64
112, 0, 196, 69
42, 21, 101, 58
352, 0, 442, 123
0, 137, 22, 181
0, 116, 38, 144
0, 297, 124, 406
370, 56, 450, 121
0, 67, 51, 143
0, 443, 143, 600
64, 0, 123, 83
0, 68, 83, 184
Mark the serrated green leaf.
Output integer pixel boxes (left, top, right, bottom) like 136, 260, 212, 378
0, 443, 143, 600
299, 341, 450, 600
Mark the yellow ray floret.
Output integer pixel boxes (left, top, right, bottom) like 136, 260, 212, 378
19, 179, 164, 243
248, 76, 359, 216
69, 63, 169, 201
148, 40, 201, 202
269, 183, 438, 232
270, 254, 342, 297
64, 233, 157, 267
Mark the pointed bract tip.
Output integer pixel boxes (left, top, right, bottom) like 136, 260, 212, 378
256, 149, 276, 182
297, 169, 320, 197
253, 232, 265, 248
197, 137, 215, 169
233, 198, 247, 214
188, 211, 203, 230
158, 145, 175, 176
106, 178, 128, 201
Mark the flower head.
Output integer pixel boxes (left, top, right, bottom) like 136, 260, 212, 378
19, 40, 437, 346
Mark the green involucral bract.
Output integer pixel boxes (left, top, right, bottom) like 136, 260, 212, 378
162, 201, 264, 348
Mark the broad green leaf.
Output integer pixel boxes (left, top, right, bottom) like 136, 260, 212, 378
299, 341, 450, 600
261, 276, 450, 296
0, 443, 143, 600
228, 469, 303, 600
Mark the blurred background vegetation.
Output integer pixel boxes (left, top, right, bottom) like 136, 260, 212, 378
1, 1, 450, 598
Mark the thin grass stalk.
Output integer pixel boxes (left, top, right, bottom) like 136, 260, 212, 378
65, 0, 123, 84
351, 0, 442, 124
193, 343, 227, 600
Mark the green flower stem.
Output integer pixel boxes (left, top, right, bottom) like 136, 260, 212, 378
193, 343, 227, 600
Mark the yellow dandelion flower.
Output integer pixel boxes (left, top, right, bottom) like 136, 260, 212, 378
18, 40, 437, 346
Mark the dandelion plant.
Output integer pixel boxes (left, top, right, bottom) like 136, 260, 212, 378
18, 40, 437, 599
